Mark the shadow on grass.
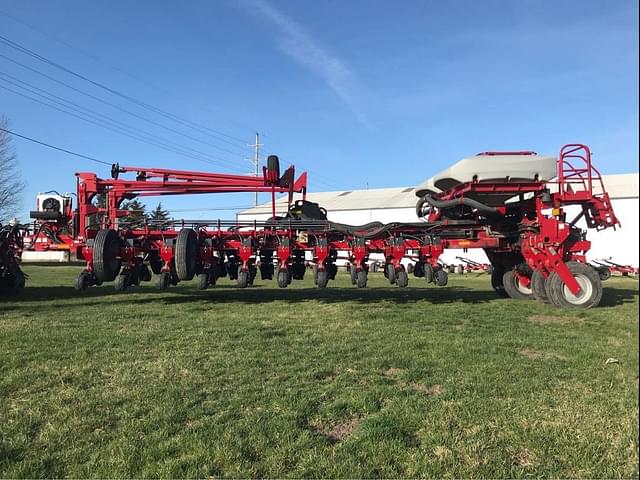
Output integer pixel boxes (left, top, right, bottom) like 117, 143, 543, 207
7, 282, 637, 308
11, 284, 500, 306
599, 286, 639, 307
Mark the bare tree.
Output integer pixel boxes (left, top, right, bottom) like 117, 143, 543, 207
0, 117, 25, 222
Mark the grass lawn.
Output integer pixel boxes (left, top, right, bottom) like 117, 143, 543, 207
1, 265, 638, 478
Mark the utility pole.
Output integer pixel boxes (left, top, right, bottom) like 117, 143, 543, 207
250, 132, 262, 206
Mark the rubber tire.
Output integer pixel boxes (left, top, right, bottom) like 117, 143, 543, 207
386, 264, 396, 284
75, 271, 90, 291
196, 273, 209, 290
277, 269, 289, 288
597, 267, 611, 281
312, 264, 318, 285
93, 229, 121, 282
434, 269, 448, 286
155, 272, 170, 290
316, 269, 328, 288
396, 268, 408, 288
267, 155, 280, 179
176, 228, 198, 281
350, 266, 357, 285
531, 270, 550, 303
114, 273, 129, 292
139, 264, 152, 283
149, 256, 164, 275
491, 268, 508, 298
356, 270, 367, 288
237, 269, 249, 288
424, 263, 434, 283
547, 261, 603, 309
502, 270, 534, 300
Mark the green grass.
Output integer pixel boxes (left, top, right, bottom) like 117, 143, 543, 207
1, 265, 638, 478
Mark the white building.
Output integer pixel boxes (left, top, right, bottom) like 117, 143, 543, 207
238, 173, 639, 267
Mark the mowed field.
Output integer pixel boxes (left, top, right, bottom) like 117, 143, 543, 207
1, 265, 638, 478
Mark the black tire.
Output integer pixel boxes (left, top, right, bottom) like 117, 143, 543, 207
155, 272, 170, 290
396, 268, 408, 288
114, 273, 129, 292
237, 268, 249, 288
277, 269, 289, 288
93, 229, 121, 282
356, 270, 367, 288
386, 264, 396, 284
260, 263, 274, 280
312, 264, 318, 285
531, 270, 550, 303
597, 266, 611, 281
502, 270, 534, 300
75, 271, 91, 291
424, 263, 434, 283
196, 273, 209, 290
547, 261, 603, 309
350, 266, 357, 285
139, 264, 152, 282
434, 268, 448, 286
267, 155, 280, 179
248, 264, 258, 285
316, 269, 328, 288
412, 262, 424, 278
175, 228, 198, 281
149, 256, 164, 275
491, 267, 508, 297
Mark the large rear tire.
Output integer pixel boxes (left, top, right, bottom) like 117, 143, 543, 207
547, 261, 603, 309
175, 228, 198, 281
93, 229, 121, 282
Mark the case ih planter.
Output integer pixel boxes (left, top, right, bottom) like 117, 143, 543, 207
26, 144, 620, 308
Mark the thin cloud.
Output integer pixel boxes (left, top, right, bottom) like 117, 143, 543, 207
240, 0, 369, 126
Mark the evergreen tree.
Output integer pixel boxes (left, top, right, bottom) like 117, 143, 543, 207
121, 199, 147, 228
148, 202, 170, 229
88, 193, 106, 229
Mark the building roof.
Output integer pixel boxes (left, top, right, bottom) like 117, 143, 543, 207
238, 173, 639, 216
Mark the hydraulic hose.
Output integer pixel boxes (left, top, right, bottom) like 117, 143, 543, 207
416, 193, 499, 217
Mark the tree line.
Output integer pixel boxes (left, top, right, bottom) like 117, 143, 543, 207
120, 199, 171, 228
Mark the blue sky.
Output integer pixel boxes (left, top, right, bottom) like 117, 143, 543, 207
1, 0, 638, 220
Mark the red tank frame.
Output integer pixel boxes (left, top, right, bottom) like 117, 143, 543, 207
27, 144, 620, 308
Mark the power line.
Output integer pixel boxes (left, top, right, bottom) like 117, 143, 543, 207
0, 34, 360, 192
0, 34, 255, 148
0, 74, 247, 170
0, 83, 247, 171
0, 126, 111, 166
0, 8, 259, 144
0, 54, 251, 159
